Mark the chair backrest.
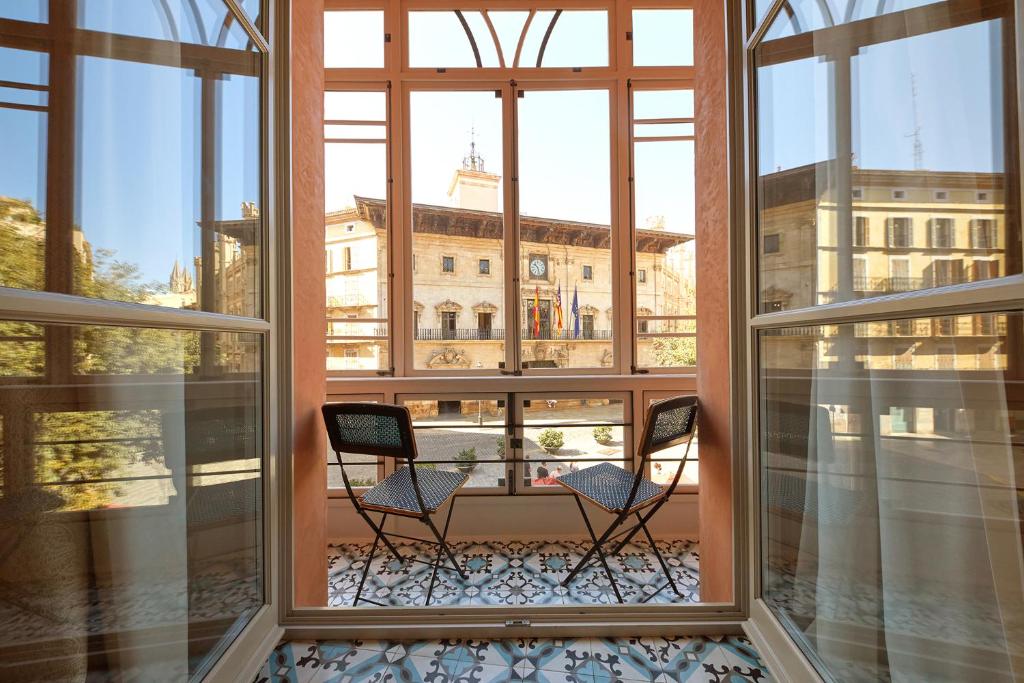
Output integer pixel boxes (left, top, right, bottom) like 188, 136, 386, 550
638, 394, 699, 460
321, 402, 418, 460
620, 395, 699, 510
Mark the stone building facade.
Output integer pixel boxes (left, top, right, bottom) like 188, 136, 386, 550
326, 163, 694, 371
759, 164, 1016, 372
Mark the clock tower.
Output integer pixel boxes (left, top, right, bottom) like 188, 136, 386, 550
447, 130, 500, 212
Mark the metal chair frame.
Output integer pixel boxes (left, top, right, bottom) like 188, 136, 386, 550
558, 395, 699, 603
321, 402, 468, 607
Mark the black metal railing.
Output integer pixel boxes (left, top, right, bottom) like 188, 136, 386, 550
414, 328, 506, 341
852, 276, 925, 292
410, 328, 614, 341
521, 329, 613, 341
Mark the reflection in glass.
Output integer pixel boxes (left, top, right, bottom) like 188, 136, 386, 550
756, 11, 1018, 312
518, 89, 612, 369
75, 54, 261, 315
78, 0, 253, 47
409, 91, 504, 371
0, 6, 263, 316
0, 321, 262, 680
0, 46, 48, 293
521, 398, 627, 487
402, 398, 506, 487
760, 314, 1023, 681
0, 1, 46, 23
325, 91, 389, 372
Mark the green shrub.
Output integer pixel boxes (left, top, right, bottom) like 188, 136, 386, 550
592, 425, 613, 445
456, 447, 478, 471
538, 428, 564, 453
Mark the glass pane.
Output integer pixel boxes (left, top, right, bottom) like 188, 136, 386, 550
408, 11, 487, 68
633, 89, 694, 119
409, 91, 504, 371
79, 0, 252, 47
74, 53, 262, 315
488, 11, 530, 65
537, 11, 608, 68
633, 89, 697, 369
0, 321, 263, 680
0, 1, 46, 22
756, 13, 1018, 312
325, 91, 389, 373
760, 313, 1023, 681
521, 398, 627, 487
763, 0, 946, 39
632, 9, 693, 66
0, 47, 48, 293
325, 11, 385, 68
518, 89, 611, 369
402, 398, 507, 488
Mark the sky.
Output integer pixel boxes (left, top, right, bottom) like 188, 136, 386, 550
0, 4, 1009, 290
0, 1, 259, 287
757, 19, 1005, 175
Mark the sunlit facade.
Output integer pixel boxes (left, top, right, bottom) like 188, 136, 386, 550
326, 159, 693, 371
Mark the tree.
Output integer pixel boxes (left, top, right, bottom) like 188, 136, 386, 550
0, 197, 202, 509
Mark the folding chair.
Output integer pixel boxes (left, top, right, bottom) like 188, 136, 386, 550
321, 402, 468, 606
556, 395, 698, 603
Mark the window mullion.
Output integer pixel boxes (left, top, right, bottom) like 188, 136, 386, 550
503, 80, 522, 374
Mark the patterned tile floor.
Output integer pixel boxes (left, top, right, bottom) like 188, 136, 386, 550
327, 539, 700, 607
257, 635, 775, 682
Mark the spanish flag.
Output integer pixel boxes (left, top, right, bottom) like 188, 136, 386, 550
533, 286, 541, 338
554, 283, 564, 338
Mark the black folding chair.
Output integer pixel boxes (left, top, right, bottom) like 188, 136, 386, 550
321, 402, 468, 606
556, 395, 699, 603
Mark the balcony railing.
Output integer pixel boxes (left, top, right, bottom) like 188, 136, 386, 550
411, 328, 615, 341
415, 328, 506, 341
852, 276, 925, 292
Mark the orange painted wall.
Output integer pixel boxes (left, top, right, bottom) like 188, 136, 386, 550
694, 0, 733, 604
291, 0, 327, 607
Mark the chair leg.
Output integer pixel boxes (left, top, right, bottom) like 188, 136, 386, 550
637, 511, 683, 600
356, 507, 404, 561
610, 499, 666, 555
354, 513, 388, 606
422, 497, 466, 606
562, 495, 624, 604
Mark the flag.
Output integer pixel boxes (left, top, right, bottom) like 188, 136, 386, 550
571, 284, 580, 339
533, 286, 541, 338
554, 284, 564, 338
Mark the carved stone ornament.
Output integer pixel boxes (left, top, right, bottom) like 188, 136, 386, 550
427, 347, 470, 368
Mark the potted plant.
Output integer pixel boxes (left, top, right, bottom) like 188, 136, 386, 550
538, 428, 564, 454
592, 425, 613, 445
455, 447, 478, 473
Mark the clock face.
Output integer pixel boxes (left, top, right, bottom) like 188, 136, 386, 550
530, 258, 546, 277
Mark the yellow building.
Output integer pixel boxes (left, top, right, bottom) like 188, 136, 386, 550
759, 164, 1013, 372
326, 162, 693, 371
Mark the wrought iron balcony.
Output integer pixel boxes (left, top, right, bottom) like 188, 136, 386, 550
415, 328, 506, 341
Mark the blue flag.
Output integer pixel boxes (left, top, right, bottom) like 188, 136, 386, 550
571, 284, 580, 339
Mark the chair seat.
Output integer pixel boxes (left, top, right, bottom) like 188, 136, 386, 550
555, 462, 665, 513
360, 466, 468, 517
